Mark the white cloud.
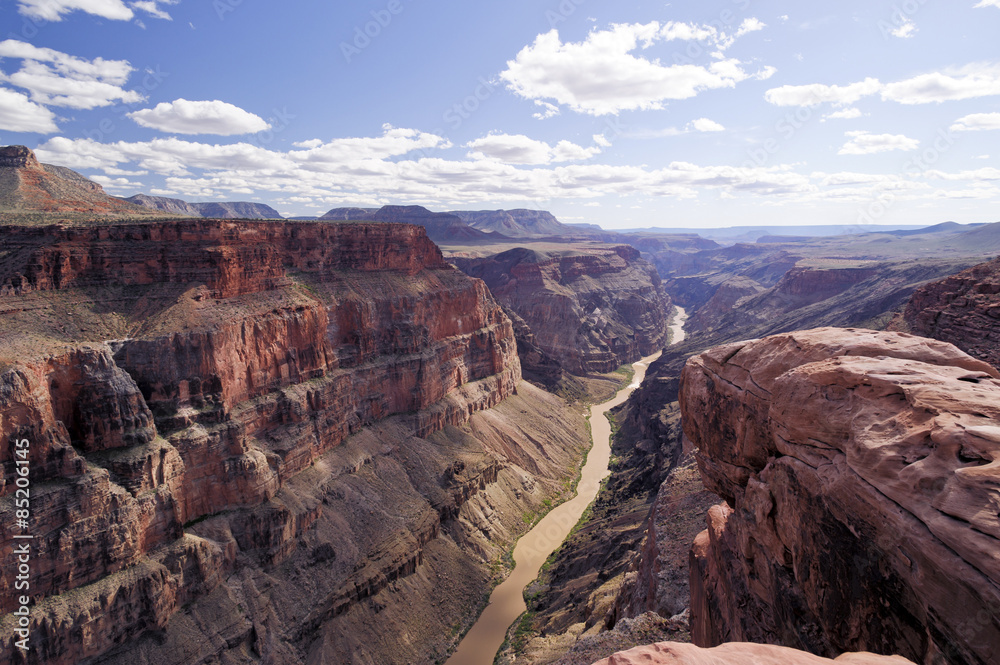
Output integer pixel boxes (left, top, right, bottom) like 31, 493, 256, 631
950, 112, 1000, 131
690, 118, 725, 132
128, 99, 271, 135
766, 63, 1000, 108
882, 62, 1000, 104
838, 131, 920, 155
736, 18, 767, 38
0, 87, 59, 133
889, 19, 917, 38
765, 78, 881, 107
16, 0, 133, 21
533, 100, 560, 119
132, 0, 177, 20
974, 0, 1000, 7
924, 167, 1000, 181
293, 138, 324, 149
822, 107, 863, 122
466, 132, 600, 165
500, 23, 774, 116
0, 39, 142, 109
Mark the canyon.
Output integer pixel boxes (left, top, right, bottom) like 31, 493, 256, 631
3, 147, 1000, 665
0, 219, 593, 665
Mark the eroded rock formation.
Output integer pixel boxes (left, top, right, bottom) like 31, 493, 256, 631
0, 220, 589, 665
905, 256, 1000, 370
589, 642, 915, 665
454, 246, 671, 374
680, 328, 1000, 665
0, 146, 162, 218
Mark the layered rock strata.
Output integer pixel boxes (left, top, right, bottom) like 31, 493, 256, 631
590, 642, 915, 665
680, 328, 1000, 665
454, 246, 671, 375
0, 220, 587, 665
904, 256, 1000, 370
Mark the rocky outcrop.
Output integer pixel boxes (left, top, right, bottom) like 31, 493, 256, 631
680, 328, 1000, 665
904, 256, 1000, 370
0, 146, 162, 219
454, 246, 671, 374
590, 642, 915, 665
0, 220, 589, 665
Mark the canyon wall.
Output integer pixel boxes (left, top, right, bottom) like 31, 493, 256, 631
680, 328, 1000, 665
0, 220, 589, 665
904, 256, 1000, 370
454, 246, 671, 375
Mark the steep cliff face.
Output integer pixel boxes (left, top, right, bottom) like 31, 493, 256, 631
904, 256, 1000, 370
680, 328, 1000, 665
0, 220, 589, 665
454, 246, 671, 375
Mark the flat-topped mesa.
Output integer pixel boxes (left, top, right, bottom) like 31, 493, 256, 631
0, 219, 532, 664
0, 219, 447, 298
679, 327, 1000, 665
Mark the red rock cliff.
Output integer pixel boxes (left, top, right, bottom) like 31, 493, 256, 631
454, 245, 671, 374
904, 256, 1000, 370
0, 220, 531, 664
680, 328, 1000, 665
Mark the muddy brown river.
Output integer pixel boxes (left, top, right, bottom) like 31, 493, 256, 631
446, 308, 687, 664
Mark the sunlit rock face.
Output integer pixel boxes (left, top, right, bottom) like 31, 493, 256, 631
589, 642, 916, 665
0, 220, 592, 665
680, 327, 1000, 665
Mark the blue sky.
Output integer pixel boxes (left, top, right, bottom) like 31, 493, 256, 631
1, 0, 998, 229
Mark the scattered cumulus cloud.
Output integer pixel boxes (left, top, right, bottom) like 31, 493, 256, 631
889, 18, 917, 39
882, 63, 1000, 104
132, 0, 177, 20
823, 107, 863, 121
0, 87, 60, 132
465, 132, 601, 165
128, 99, 272, 135
689, 118, 725, 132
838, 130, 920, 155
951, 112, 1000, 131
974, 0, 1000, 8
16, 0, 134, 21
765, 78, 881, 107
500, 21, 775, 116
0, 39, 142, 109
533, 100, 560, 119
766, 63, 1000, 107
